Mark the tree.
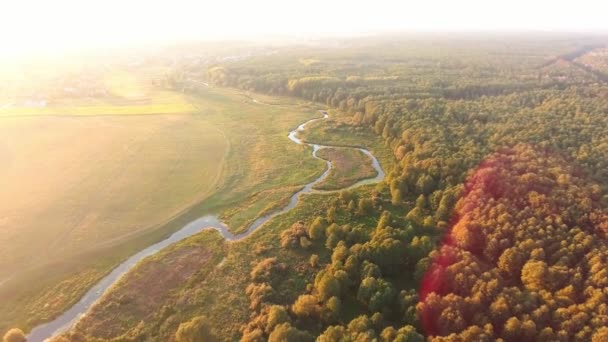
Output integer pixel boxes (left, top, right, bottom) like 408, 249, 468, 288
266, 305, 290, 334
246, 282, 275, 311
325, 296, 342, 321
377, 211, 391, 230
241, 328, 265, 342
268, 323, 312, 342
521, 260, 548, 291
502, 317, 522, 341
292, 294, 320, 318
339, 190, 353, 204
416, 174, 435, 195
316, 273, 341, 301
357, 277, 396, 312
250, 257, 285, 282
318, 326, 347, 342
498, 247, 526, 278
391, 188, 403, 205
357, 198, 374, 216
2, 329, 25, 342
592, 327, 608, 342
327, 206, 337, 223
393, 326, 425, 342
175, 316, 217, 342
280, 222, 308, 249
308, 217, 326, 241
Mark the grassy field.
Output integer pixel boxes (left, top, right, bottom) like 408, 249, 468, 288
0, 115, 227, 278
60, 112, 396, 341
314, 147, 377, 190
0, 83, 326, 333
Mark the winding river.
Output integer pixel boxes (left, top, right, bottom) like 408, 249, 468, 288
27, 109, 385, 342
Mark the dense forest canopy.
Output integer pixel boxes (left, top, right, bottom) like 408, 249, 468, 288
419, 145, 608, 341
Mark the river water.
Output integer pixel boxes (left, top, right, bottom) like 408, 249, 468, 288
27, 110, 385, 342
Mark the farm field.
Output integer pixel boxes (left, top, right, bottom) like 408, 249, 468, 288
0, 82, 326, 333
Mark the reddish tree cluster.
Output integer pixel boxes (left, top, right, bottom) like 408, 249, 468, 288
418, 145, 608, 341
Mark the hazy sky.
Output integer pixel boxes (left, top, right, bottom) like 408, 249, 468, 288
1, 0, 607, 56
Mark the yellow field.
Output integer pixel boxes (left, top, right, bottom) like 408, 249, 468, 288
0, 114, 227, 280
0, 68, 195, 116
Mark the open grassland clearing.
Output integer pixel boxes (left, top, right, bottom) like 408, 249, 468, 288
314, 147, 377, 190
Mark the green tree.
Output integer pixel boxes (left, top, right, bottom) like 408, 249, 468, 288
357, 277, 396, 312
325, 296, 342, 320
357, 198, 374, 216
308, 217, 326, 241
316, 273, 341, 301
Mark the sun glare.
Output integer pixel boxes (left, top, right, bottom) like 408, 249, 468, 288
2, 0, 608, 59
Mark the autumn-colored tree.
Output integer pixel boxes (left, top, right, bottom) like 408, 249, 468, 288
2, 329, 25, 342
292, 294, 320, 318
268, 323, 312, 342
175, 316, 217, 342
308, 217, 326, 241
265, 305, 290, 334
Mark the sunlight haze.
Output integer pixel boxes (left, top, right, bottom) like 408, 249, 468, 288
2, 0, 608, 57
